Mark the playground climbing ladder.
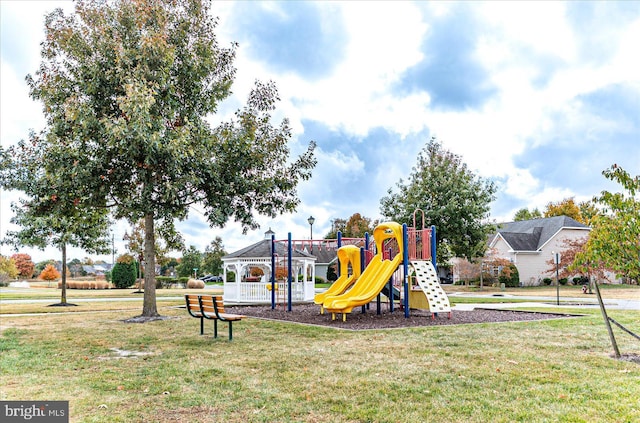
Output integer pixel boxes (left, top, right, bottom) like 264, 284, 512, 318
410, 260, 452, 318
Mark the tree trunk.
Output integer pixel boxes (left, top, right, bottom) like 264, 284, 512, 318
142, 213, 159, 317
60, 243, 67, 304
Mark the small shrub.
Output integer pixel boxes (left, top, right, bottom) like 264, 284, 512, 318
498, 264, 520, 288
111, 262, 136, 289
573, 276, 589, 285
326, 264, 338, 282
542, 278, 553, 286
559, 277, 568, 285
157, 276, 177, 289
187, 278, 205, 289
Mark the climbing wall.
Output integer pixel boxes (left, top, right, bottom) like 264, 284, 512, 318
410, 260, 451, 317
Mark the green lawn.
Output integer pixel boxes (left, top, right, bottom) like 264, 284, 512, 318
1, 296, 638, 422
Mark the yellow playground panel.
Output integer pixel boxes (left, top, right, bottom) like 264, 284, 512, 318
314, 245, 362, 314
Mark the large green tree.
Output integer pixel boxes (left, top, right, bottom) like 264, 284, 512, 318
575, 165, 640, 282
25, 0, 316, 319
176, 245, 203, 278
0, 133, 111, 306
201, 237, 226, 276
380, 137, 497, 261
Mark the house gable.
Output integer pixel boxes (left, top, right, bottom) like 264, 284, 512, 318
494, 216, 589, 252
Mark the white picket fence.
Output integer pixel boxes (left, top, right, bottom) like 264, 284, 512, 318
224, 280, 314, 304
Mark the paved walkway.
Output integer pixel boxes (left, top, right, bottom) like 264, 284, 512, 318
448, 292, 640, 311
1, 289, 637, 311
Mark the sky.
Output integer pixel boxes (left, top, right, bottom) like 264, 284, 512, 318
1, 1, 639, 265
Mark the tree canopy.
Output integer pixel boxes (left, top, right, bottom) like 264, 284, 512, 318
513, 207, 542, 221
0, 256, 19, 283
0, 132, 112, 305
574, 165, 640, 282
16, 0, 316, 318
201, 237, 226, 276
379, 137, 496, 261
11, 253, 35, 279
324, 213, 376, 239
177, 245, 203, 278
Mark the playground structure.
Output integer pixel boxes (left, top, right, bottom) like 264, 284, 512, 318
317, 220, 452, 321
222, 213, 451, 321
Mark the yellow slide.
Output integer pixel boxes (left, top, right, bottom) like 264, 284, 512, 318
323, 222, 404, 321
314, 245, 362, 314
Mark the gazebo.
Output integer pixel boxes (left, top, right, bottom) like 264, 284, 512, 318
221, 230, 316, 304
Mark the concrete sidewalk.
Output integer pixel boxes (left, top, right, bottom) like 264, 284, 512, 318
448, 292, 640, 311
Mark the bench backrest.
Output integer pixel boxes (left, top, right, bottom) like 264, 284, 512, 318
213, 296, 226, 314
198, 295, 215, 315
185, 294, 202, 317
198, 295, 226, 315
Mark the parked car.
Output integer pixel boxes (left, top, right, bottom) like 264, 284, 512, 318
199, 275, 223, 283
199, 275, 215, 282
439, 276, 453, 284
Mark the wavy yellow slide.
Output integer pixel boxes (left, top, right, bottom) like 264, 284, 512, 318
323, 222, 404, 321
314, 245, 362, 314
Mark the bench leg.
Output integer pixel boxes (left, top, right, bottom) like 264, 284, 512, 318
214, 319, 218, 338
200, 317, 204, 335
229, 321, 233, 341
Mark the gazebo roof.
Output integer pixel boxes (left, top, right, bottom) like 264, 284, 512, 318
223, 239, 315, 260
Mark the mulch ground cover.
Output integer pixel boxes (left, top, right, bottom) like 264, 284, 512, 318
226, 303, 580, 331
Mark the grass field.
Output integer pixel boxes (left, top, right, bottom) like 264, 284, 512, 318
1, 284, 639, 422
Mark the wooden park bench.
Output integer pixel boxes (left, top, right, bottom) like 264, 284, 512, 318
184, 294, 245, 341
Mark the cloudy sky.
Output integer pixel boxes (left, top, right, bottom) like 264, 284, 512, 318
1, 1, 639, 264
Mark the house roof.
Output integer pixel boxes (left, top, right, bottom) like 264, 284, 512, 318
493, 215, 589, 252
223, 239, 315, 260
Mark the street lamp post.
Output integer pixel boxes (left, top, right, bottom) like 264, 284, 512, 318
307, 216, 315, 240
307, 216, 315, 253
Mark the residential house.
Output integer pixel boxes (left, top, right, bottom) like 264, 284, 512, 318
488, 215, 591, 286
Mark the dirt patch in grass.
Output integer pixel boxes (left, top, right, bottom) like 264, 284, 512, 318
226, 303, 579, 330
618, 353, 640, 364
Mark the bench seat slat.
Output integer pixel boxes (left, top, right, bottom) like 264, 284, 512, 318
217, 313, 245, 321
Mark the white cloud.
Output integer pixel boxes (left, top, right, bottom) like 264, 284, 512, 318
2, 1, 639, 263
